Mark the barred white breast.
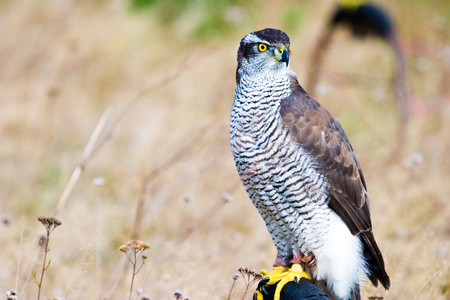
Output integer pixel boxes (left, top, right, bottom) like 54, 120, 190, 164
229, 28, 390, 300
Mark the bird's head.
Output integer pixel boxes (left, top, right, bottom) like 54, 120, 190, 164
236, 28, 291, 83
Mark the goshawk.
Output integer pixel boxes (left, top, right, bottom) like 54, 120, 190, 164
230, 28, 390, 300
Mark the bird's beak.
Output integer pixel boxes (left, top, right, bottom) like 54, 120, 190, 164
276, 45, 289, 66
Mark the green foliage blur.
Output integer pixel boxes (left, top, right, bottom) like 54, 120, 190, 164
130, 0, 258, 42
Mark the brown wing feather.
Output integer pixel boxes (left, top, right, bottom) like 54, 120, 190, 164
281, 77, 370, 234
281, 75, 390, 289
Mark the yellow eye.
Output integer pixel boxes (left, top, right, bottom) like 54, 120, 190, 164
258, 43, 268, 52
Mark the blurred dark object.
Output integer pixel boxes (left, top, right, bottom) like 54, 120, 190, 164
330, 2, 394, 39
307, 0, 410, 125
253, 278, 329, 300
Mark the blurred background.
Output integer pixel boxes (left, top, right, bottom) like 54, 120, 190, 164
0, 0, 449, 299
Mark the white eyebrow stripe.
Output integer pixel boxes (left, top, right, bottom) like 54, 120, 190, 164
242, 33, 268, 44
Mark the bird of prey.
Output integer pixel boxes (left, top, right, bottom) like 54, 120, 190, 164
307, 0, 410, 124
230, 28, 390, 300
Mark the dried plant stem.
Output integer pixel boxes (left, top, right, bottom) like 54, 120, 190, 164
78, 50, 210, 172
119, 240, 150, 300
306, 29, 332, 93
129, 261, 136, 300
126, 252, 140, 300
125, 251, 139, 300
388, 33, 411, 125
98, 50, 214, 299
35, 217, 61, 300
55, 105, 113, 214
227, 275, 239, 300
238, 268, 264, 300
55, 50, 212, 216
132, 126, 210, 239
36, 229, 50, 300
227, 282, 236, 300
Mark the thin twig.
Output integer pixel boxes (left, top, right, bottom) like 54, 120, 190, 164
129, 259, 136, 300
238, 267, 264, 300
132, 126, 211, 239
119, 240, 150, 300
55, 49, 214, 215
78, 49, 212, 170
98, 49, 215, 299
37, 229, 50, 300
35, 217, 62, 300
55, 105, 113, 214
227, 274, 240, 300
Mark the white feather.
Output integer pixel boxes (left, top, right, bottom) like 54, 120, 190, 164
313, 211, 367, 300
242, 33, 267, 44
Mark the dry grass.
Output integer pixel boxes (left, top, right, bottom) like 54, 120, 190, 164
0, 1, 449, 299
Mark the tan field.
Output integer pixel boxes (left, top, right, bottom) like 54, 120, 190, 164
0, 1, 449, 299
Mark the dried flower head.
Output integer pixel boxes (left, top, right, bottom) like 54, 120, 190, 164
35, 217, 61, 300
238, 267, 264, 285
237, 267, 264, 300
38, 217, 62, 233
227, 272, 241, 300
120, 239, 151, 300
119, 240, 150, 252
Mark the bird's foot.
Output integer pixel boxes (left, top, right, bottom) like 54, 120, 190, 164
256, 264, 311, 300
301, 252, 317, 272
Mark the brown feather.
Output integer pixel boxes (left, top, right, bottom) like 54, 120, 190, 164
280, 74, 390, 289
280, 76, 371, 233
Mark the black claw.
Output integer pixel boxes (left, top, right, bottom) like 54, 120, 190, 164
257, 277, 270, 295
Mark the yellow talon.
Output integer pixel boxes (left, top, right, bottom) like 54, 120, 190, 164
273, 264, 310, 300
256, 264, 311, 300
260, 266, 289, 278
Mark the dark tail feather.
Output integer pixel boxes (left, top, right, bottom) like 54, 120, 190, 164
360, 231, 390, 289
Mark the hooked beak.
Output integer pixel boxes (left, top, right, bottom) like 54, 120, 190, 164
275, 45, 289, 66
